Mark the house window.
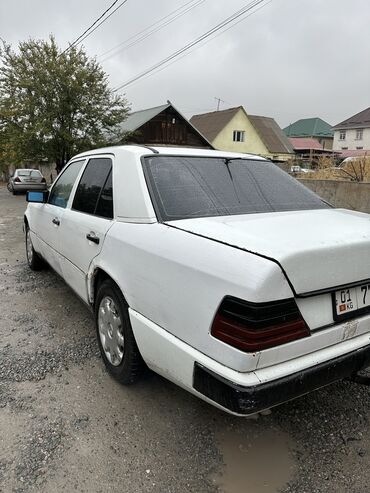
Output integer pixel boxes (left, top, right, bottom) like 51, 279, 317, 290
233, 130, 245, 142
341, 147, 348, 150
355, 129, 363, 140
356, 146, 363, 150
339, 131, 346, 140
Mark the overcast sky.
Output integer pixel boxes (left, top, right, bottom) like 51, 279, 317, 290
1, 0, 369, 128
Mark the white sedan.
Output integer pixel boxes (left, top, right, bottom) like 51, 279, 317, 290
24, 145, 370, 415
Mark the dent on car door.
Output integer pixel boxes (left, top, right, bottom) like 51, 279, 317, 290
33, 160, 85, 275
57, 157, 114, 302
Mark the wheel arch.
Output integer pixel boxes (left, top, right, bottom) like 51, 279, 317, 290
89, 265, 128, 308
23, 214, 30, 234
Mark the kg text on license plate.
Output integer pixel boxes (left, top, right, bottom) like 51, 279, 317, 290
334, 284, 370, 317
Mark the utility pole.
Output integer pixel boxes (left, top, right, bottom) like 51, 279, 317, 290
214, 97, 225, 111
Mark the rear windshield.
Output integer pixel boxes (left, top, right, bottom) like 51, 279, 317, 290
17, 170, 41, 176
143, 156, 329, 221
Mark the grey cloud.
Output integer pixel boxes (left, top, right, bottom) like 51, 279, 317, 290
0, 0, 369, 127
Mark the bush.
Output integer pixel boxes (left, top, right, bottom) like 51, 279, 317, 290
297, 155, 370, 182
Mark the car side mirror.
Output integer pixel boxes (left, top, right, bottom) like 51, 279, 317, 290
26, 190, 49, 203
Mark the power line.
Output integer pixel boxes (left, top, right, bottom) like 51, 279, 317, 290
113, 0, 269, 92
116, 0, 272, 90
61, 0, 129, 56
98, 0, 205, 62
61, 0, 120, 54
73, 0, 129, 50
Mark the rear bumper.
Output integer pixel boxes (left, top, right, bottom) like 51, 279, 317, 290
193, 344, 370, 415
13, 183, 47, 191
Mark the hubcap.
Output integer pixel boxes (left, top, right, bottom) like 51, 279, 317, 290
26, 229, 33, 264
98, 296, 124, 366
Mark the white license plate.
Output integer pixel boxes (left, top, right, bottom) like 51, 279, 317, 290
334, 284, 370, 317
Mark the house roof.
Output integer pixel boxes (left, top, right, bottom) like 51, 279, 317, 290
248, 115, 294, 154
120, 103, 170, 132
283, 117, 333, 138
191, 106, 293, 154
120, 101, 213, 147
339, 148, 370, 158
190, 107, 241, 142
334, 107, 370, 130
289, 137, 324, 150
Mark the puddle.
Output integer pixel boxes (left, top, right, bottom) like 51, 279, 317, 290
215, 425, 295, 493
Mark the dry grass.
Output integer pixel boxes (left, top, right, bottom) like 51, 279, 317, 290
297, 155, 370, 182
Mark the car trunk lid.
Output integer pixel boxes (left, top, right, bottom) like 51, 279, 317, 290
168, 208, 370, 295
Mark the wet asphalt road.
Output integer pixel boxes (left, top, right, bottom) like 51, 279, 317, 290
0, 184, 369, 493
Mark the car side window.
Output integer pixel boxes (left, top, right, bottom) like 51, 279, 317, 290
72, 158, 113, 217
48, 160, 85, 208
95, 170, 113, 219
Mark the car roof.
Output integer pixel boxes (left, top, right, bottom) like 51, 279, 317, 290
15, 168, 41, 172
73, 145, 268, 161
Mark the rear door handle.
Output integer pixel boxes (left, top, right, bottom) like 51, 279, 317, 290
52, 217, 60, 226
86, 232, 100, 245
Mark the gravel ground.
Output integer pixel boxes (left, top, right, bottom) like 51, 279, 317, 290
0, 184, 369, 493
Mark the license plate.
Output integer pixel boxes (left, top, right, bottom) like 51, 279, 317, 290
333, 284, 370, 318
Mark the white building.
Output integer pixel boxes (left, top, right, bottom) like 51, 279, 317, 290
333, 107, 370, 157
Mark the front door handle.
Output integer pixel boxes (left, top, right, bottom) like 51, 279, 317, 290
86, 232, 100, 245
52, 217, 60, 226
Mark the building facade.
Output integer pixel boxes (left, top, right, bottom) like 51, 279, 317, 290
284, 117, 333, 150
333, 107, 370, 157
190, 106, 293, 162
120, 102, 213, 148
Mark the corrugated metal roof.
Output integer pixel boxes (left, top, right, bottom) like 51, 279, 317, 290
190, 107, 241, 142
339, 149, 370, 158
119, 102, 213, 148
120, 103, 170, 132
334, 107, 370, 129
289, 137, 324, 150
283, 117, 333, 138
249, 115, 294, 154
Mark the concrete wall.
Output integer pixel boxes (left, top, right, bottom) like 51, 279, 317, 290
299, 179, 370, 213
318, 137, 333, 150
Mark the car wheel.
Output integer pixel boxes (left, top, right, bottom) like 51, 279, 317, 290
25, 226, 44, 271
95, 279, 146, 384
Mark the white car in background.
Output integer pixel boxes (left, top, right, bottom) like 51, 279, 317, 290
24, 146, 370, 415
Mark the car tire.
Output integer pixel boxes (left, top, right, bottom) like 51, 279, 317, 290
95, 279, 146, 385
25, 226, 44, 271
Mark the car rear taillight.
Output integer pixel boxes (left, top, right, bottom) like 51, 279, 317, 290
14, 177, 21, 183
41, 177, 46, 183
211, 296, 310, 352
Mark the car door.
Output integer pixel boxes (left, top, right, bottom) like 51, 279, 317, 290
30, 159, 85, 275
57, 156, 114, 302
